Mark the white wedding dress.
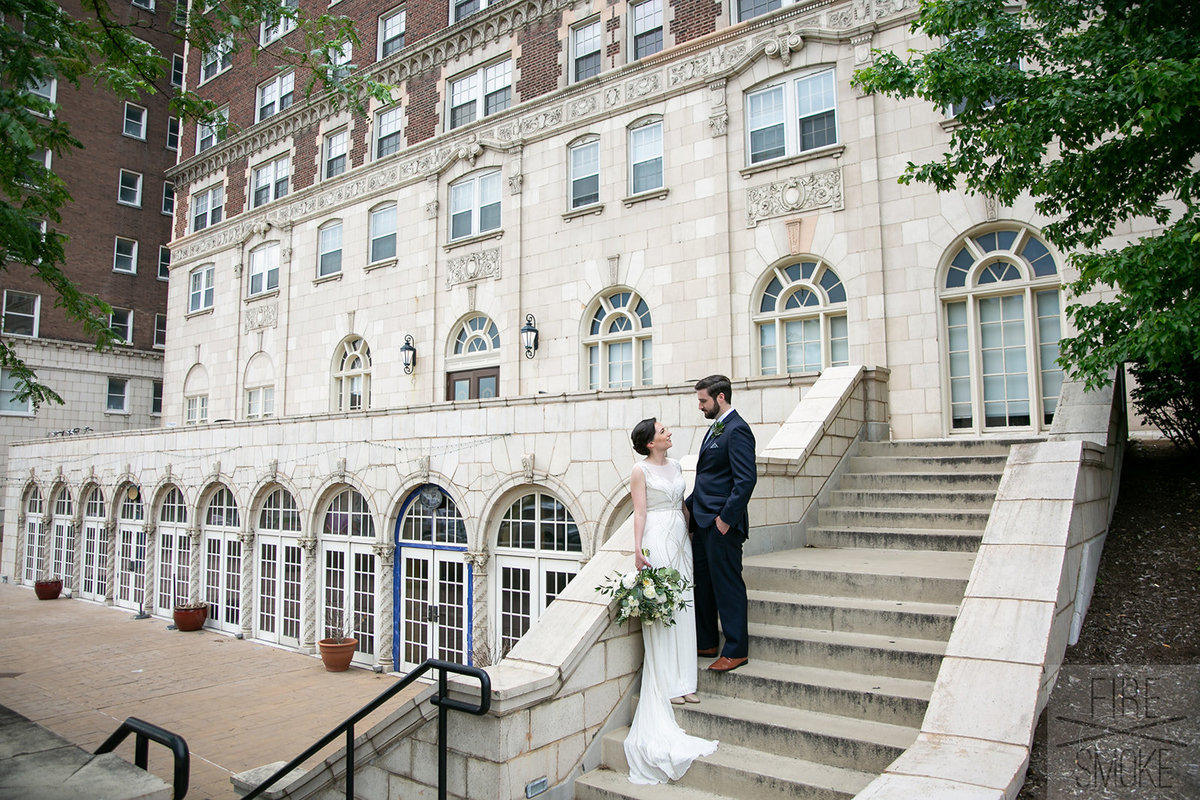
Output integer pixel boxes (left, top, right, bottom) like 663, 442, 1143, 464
624, 459, 718, 785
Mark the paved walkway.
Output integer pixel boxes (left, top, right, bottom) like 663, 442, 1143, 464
0, 583, 424, 799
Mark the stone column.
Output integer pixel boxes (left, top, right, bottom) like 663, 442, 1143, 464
142, 522, 157, 615
239, 529, 256, 638
373, 542, 395, 673
299, 536, 318, 651
187, 524, 204, 606
103, 522, 117, 606
465, 550, 491, 666
70, 509, 84, 594
39, 511, 52, 579
15, 512, 26, 585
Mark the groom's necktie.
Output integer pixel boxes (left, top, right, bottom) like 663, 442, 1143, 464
702, 421, 717, 448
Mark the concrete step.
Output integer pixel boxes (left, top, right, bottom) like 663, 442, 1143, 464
828, 488, 998, 510
591, 729, 875, 800
575, 767, 724, 800
857, 439, 1023, 457
847, 453, 1009, 474
805, 524, 982, 552
748, 621, 945, 681
743, 548, 975, 605
747, 588, 958, 640
695, 659, 933, 728
818, 505, 991, 530
839, 470, 1003, 491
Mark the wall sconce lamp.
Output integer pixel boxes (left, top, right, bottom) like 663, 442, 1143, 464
520, 314, 539, 359
400, 334, 417, 374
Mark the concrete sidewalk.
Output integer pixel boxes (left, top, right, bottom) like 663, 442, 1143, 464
0, 583, 424, 799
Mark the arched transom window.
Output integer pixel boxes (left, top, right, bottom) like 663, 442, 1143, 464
940, 227, 1063, 433
453, 315, 500, 355
333, 336, 371, 412
400, 485, 467, 545
755, 259, 848, 375
585, 290, 652, 389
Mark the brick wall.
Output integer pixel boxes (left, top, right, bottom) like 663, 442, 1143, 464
515, 13, 564, 101
405, 70, 442, 146
670, 0, 721, 44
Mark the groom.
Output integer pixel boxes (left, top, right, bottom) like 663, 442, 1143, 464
685, 375, 757, 672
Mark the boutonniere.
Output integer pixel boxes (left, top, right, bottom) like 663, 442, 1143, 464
711, 421, 725, 438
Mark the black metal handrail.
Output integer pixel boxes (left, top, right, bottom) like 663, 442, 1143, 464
95, 716, 190, 799
244, 659, 491, 800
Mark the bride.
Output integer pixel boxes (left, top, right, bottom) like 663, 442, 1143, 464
623, 418, 718, 785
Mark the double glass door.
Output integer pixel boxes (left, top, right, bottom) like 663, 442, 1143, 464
397, 547, 469, 673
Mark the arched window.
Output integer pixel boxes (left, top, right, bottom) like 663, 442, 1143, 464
114, 488, 145, 611
333, 336, 371, 412
754, 259, 848, 374
80, 488, 107, 602
22, 487, 44, 583
257, 487, 302, 647
50, 488, 74, 588
939, 227, 1063, 433
494, 491, 582, 655
203, 486, 241, 631
157, 487, 190, 610
447, 315, 500, 400
453, 315, 500, 355
321, 488, 376, 661
584, 290, 653, 389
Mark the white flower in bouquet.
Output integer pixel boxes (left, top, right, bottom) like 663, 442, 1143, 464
644, 585, 658, 600
621, 571, 638, 590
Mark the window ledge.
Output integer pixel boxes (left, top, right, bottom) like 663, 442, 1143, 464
444, 229, 504, 253
940, 117, 962, 132
622, 188, 669, 208
185, 307, 214, 320
365, 258, 397, 273
245, 288, 279, 304
563, 203, 605, 222
738, 144, 846, 179
104, 410, 131, 416
314, 271, 344, 285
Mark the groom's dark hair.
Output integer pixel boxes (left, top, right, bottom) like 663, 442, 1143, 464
631, 418, 657, 456
695, 374, 732, 404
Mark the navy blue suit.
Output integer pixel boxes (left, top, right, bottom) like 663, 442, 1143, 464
686, 410, 756, 659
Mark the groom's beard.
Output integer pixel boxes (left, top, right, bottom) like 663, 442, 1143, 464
703, 407, 720, 420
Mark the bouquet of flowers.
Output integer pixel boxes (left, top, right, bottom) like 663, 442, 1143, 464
596, 551, 692, 627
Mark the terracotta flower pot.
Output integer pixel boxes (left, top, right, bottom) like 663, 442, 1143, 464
318, 638, 358, 672
173, 604, 208, 631
34, 579, 62, 600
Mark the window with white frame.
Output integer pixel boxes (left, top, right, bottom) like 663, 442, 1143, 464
27, 76, 56, 116
162, 181, 175, 215
940, 227, 1064, 433
132, 0, 153, 10
252, 156, 289, 207
448, 60, 511, 130
369, 203, 396, 263
256, 72, 295, 121
1, 369, 33, 415
245, 385, 275, 418
737, 0, 781, 21
379, 7, 405, 58
185, 394, 209, 424
189, 265, 215, 312
106, 377, 128, 412
746, 67, 838, 165
157, 486, 190, 608
248, 242, 280, 296
324, 129, 348, 177
118, 169, 143, 207
172, 0, 187, 26
631, 0, 663, 60
166, 116, 179, 150
113, 237, 138, 273
196, 106, 228, 153
452, 314, 500, 355
449, 170, 501, 240
571, 19, 601, 82
333, 336, 371, 412
2, 291, 39, 337
331, 41, 352, 79
495, 491, 582, 656
257, 487, 302, 646
585, 290, 653, 389
452, 0, 496, 23
110, 308, 133, 344
203, 486, 242, 630
320, 488, 376, 658
123, 103, 147, 139
154, 313, 167, 348
628, 119, 663, 195
170, 53, 185, 87
200, 36, 233, 83
158, 246, 171, 279
318, 220, 342, 276
261, 0, 298, 44
191, 184, 223, 231
755, 259, 849, 375
375, 106, 403, 158
152, 381, 163, 414
569, 137, 600, 208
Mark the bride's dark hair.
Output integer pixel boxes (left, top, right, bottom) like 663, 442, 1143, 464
630, 418, 657, 456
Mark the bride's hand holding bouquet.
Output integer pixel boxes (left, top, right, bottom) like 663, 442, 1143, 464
597, 549, 692, 627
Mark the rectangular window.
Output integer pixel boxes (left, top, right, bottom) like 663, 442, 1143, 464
252, 156, 289, 207
569, 139, 600, 208
747, 69, 839, 164
325, 129, 348, 177
189, 265, 214, 312
113, 237, 138, 274
248, 243, 280, 296
629, 121, 663, 194
132, 0, 154, 10
319, 221, 342, 276
380, 7, 406, 58
261, 0, 298, 44
152, 380, 163, 415
375, 107, 403, 158
191, 185, 224, 231
153, 313, 167, 348
162, 181, 175, 215
2, 291, 39, 338
256, 72, 295, 122
106, 377, 128, 412
737, 0, 780, 22
571, 19, 601, 82
118, 169, 143, 207
747, 85, 785, 163
167, 116, 180, 150
797, 69, 838, 151
369, 205, 396, 263
453, 0, 495, 22
246, 386, 275, 419
449, 60, 510, 130
123, 102, 147, 139
196, 106, 228, 153
110, 308, 133, 344
631, 0, 663, 60
331, 42, 352, 80
449, 171, 501, 240
200, 36, 233, 83
170, 53, 185, 87
158, 246, 171, 280
0, 369, 33, 416
185, 394, 209, 425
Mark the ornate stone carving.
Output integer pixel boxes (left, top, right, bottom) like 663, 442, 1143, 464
764, 32, 804, 66
425, 200, 440, 220
852, 34, 875, 66
446, 247, 501, 287
419, 455, 430, 481
372, 542, 396, 568
626, 74, 661, 101
522, 454, 535, 482
244, 303, 278, 333
708, 113, 729, 137
746, 167, 844, 227
508, 173, 524, 194
985, 194, 999, 221
464, 550, 490, 570
298, 536, 318, 557
567, 96, 598, 119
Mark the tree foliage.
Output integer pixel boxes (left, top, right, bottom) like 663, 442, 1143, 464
852, 0, 1200, 398
0, 0, 390, 407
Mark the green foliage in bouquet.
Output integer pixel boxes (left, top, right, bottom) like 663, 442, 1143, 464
596, 550, 692, 627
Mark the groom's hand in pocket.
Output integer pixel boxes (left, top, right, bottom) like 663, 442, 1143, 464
715, 516, 730, 535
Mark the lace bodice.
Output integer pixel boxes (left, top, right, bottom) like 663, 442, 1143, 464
638, 459, 685, 512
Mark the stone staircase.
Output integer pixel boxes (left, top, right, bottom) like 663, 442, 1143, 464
574, 440, 1011, 799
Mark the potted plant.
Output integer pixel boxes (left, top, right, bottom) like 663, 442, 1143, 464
172, 575, 207, 631
318, 608, 358, 672
34, 573, 62, 600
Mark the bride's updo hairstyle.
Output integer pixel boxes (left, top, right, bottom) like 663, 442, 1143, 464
631, 418, 657, 456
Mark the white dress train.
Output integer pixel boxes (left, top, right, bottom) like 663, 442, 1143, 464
624, 459, 718, 785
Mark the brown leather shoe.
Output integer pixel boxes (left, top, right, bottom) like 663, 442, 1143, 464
707, 656, 748, 672
697, 647, 718, 657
